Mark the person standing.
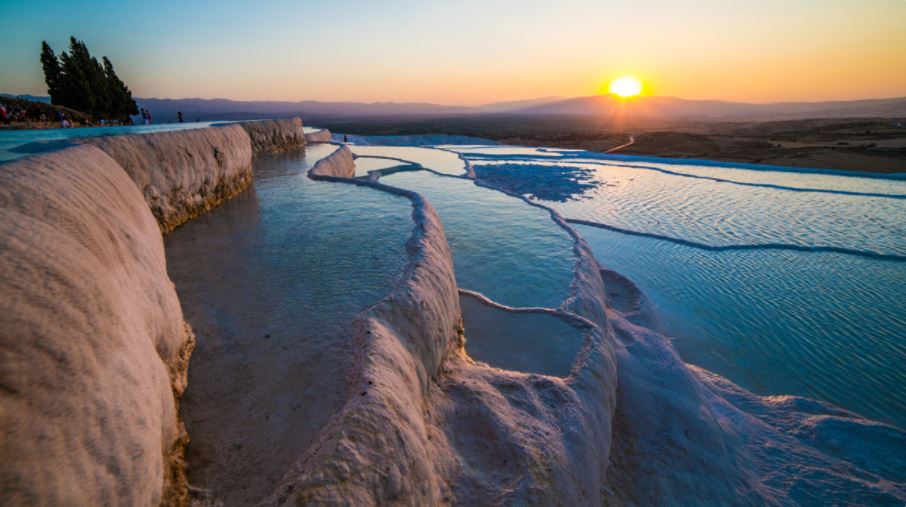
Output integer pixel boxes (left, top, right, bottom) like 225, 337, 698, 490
177, 111, 184, 123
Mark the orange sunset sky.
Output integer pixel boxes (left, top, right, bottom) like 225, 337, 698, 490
1, 0, 905, 105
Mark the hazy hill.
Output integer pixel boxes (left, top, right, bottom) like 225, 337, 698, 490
477, 96, 566, 113
0, 93, 52, 104
515, 95, 906, 120
5, 93, 904, 123
132, 97, 471, 121
137, 95, 906, 122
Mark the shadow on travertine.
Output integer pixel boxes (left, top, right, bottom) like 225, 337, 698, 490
164, 147, 413, 505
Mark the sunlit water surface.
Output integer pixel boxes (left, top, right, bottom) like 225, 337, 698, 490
380, 171, 575, 308
461, 149, 906, 428
474, 159, 905, 257
352, 156, 413, 177
349, 145, 468, 176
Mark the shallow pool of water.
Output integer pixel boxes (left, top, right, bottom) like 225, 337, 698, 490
603, 158, 906, 196
352, 156, 413, 177
460, 294, 585, 377
349, 145, 467, 175
464, 152, 906, 428
380, 171, 575, 309
165, 144, 413, 503
445, 145, 564, 157
475, 160, 906, 257
576, 223, 906, 428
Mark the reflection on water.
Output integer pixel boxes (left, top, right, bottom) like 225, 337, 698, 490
458, 148, 904, 428
460, 294, 585, 377
476, 160, 906, 257
576, 223, 906, 428
381, 171, 575, 309
608, 158, 906, 196
164, 144, 412, 503
349, 145, 467, 175
473, 163, 598, 202
352, 156, 413, 177
444, 145, 564, 157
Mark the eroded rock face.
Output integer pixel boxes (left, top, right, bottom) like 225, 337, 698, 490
0, 145, 195, 506
239, 118, 306, 155
82, 125, 254, 233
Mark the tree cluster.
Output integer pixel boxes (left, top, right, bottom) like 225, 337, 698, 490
40, 37, 138, 121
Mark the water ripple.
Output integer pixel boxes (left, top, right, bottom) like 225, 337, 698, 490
567, 218, 906, 262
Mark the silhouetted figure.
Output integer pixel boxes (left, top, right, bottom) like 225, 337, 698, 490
140, 108, 153, 125
344, 134, 348, 143
177, 111, 184, 123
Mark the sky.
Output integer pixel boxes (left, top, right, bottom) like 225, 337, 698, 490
1, 0, 905, 105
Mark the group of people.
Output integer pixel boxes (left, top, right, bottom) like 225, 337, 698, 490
54, 110, 72, 128
0, 104, 38, 125
0, 103, 79, 128
96, 118, 129, 126
3, 103, 198, 129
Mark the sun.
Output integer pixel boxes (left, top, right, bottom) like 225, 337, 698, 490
609, 76, 643, 98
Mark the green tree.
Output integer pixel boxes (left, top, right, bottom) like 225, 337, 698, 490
40, 42, 62, 105
57, 37, 96, 115
103, 57, 138, 118
39, 36, 138, 121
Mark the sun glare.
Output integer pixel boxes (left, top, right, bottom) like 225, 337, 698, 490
609, 76, 643, 98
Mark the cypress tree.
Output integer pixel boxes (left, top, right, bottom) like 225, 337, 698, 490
39, 36, 137, 121
59, 37, 95, 115
88, 55, 111, 117
40, 42, 62, 105
103, 57, 138, 119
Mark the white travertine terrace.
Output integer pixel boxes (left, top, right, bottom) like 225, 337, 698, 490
82, 119, 307, 233
239, 117, 307, 155
0, 119, 309, 505
294, 165, 618, 505
0, 145, 195, 505
309, 143, 355, 178
3, 121, 899, 506
304, 128, 333, 144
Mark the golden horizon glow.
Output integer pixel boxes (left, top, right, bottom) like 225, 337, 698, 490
609, 76, 643, 98
2, 2, 905, 105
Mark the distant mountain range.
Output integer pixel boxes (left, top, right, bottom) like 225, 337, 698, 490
4, 93, 904, 122
0, 94, 52, 104
517, 95, 906, 121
